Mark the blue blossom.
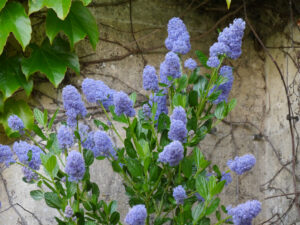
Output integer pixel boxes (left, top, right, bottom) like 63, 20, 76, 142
93, 131, 115, 158
65, 205, 74, 218
125, 204, 147, 225
170, 106, 187, 125
160, 52, 181, 86
227, 154, 256, 175
62, 85, 87, 127
113, 91, 135, 117
0, 145, 14, 167
195, 193, 205, 202
158, 141, 184, 166
8, 115, 24, 133
65, 151, 85, 182
184, 58, 197, 70
78, 123, 90, 142
209, 66, 234, 104
207, 56, 220, 68
143, 65, 159, 92
173, 185, 187, 204
13, 141, 43, 170
142, 104, 152, 120
209, 42, 230, 57
168, 119, 187, 143
221, 172, 232, 186
22, 167, 38, 182
165, 17, 191, 54
82, 78, 115, 110
227, 200, 261, 225
217, 18, 246, 59
82, 131, 95, 151
57, 125, 74, 149
149, 91, 168, 121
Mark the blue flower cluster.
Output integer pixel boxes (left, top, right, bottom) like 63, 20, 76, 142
184, 58, 197, 70
207, 18, 246, 67
65, 151, 85, 182
173, 185, 187, 204
149, 91, 168, 121
227, 200, 261, 225
64, 205, 74, 218
165, 17, 191, 55
82, 78, 114, 110
93, 131, 116, 158
0, 144, 14, 167
62, 85, 87, 127
160, 52, 181, 86
125, 204, 147, 225
209, 66, 234, 104
170, 106, 187, 125
13, 141, 43, 181
57, 125, 74, 149
168, 119, 187, 143
8, 114, 24, 133
142, 65, 159, 92
113, 91, 136, 117
168, 107, 187, 142
227, 154, 256, 175
158, 141, 184, 166
221, 172, 232, 186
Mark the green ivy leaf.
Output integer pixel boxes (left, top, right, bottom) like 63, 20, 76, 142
21, 37, 80, 87
0, 55, 33, 105
80, 0, 92, 5
46, 1, 99, 49
28, 0, 72, 20
0, 2, 31, 54
0, 0, 7, 11
0, 99, 34, 136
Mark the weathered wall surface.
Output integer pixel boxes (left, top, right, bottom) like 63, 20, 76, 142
1, 0, 300, 224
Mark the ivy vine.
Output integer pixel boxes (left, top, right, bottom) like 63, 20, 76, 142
0, 0, 99, 136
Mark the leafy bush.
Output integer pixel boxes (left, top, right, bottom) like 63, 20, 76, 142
0, 17, 261, 225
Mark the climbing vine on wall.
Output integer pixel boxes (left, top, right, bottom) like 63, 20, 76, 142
0, 0, 99, 137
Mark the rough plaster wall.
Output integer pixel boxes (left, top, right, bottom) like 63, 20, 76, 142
0, 0, 299, 224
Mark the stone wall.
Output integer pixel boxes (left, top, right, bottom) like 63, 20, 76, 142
1, 0, 300, 224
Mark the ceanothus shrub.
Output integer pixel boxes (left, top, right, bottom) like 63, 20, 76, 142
0, 17, 262, 225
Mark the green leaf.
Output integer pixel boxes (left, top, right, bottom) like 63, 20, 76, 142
0, 99, 34, 136
84, 149, 94, 166
0, 55, 33, 103
126, 158, 143, 178
30, 190, 44, 200
32, 124, 47, 140
80, 0, 92, 6
44, 155, 59, 178
66, 181, 77, 198
206, 198, 220, 215
226, 98, 237, 115
129, 92, 137, 106
182, 157, 193, 178
226, 0, 232, 9
34, 108, 45, 126
196, 176, 208, 200
28, 0, 72, 20
0, 0, 7, 11
48, 108, 59, 129
46, 1, 99, 49
195, 50, 209, 69
214, 102, 226, 119
211, 181, 225, 196
44, 192, 62, 209
110, 212, 120, 224
124, 138, 137, 158
188, 90, 198, 107
192, 203, 204, 221
0, 2, 31, 54
21, 37, 80, 87
94, 119, 109, 131
176, 74, 188, 92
